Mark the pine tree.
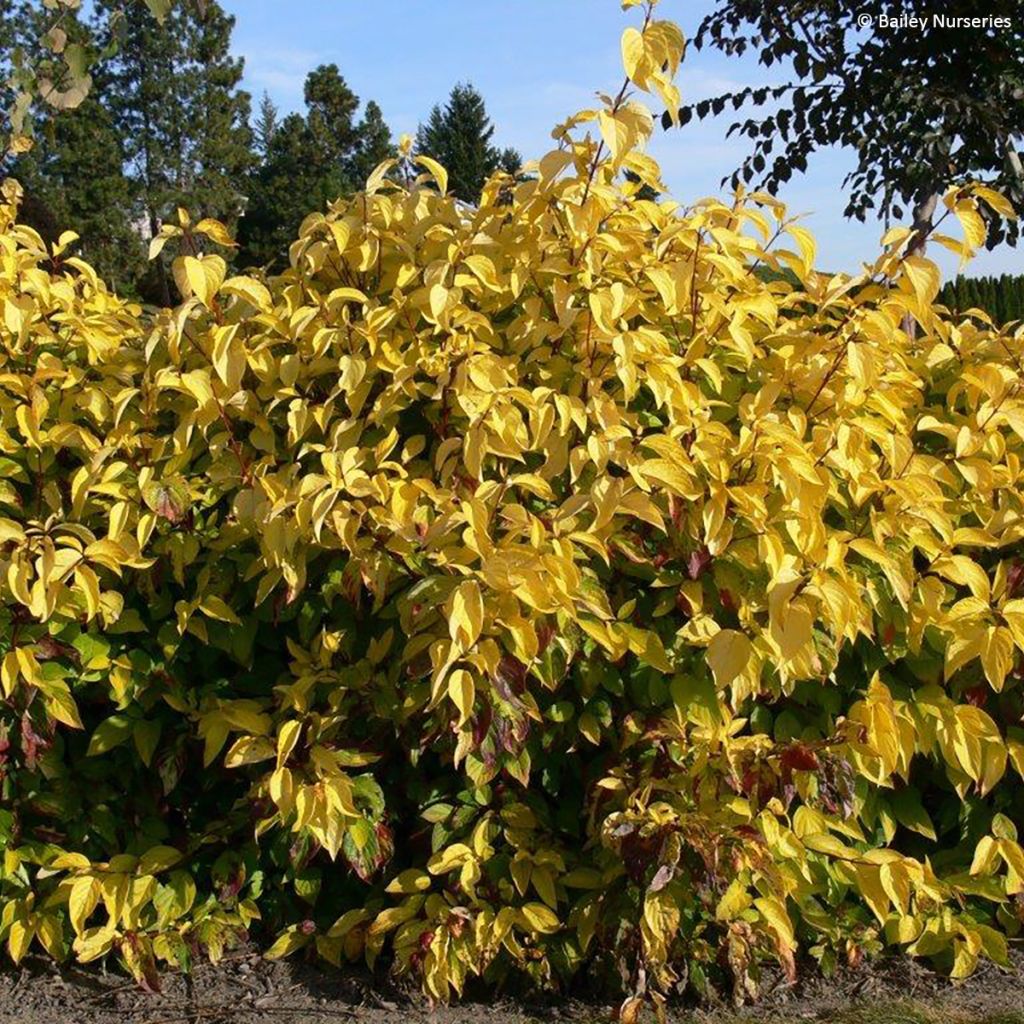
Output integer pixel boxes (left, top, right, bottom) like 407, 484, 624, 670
0, 2, 143, 291
254, 91, 278, 155
237, 112, 316, 269
1011, 277, 1024, 322
998, 274, 1011, 325
304, 63, 359, 197
97, 0, 252, 303
954, 274, 970, 313
348, 99, 393, 185
238, 66, 391, 270
15, 95, 144, 291
498, 146, 521, 176
415, 83, 515, 203
185, 5, 253, 216
982, 277, 998, 319
416, 103, 447, 171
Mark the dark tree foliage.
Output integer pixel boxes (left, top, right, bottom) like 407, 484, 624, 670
4, 0, 256, 303
0, 2, 143, 290
253, 91, 279, 156
349, 99, 394, 185
675, 1, 1024, 248
304, 63, 359, 174
940, 273, 1024, 324
415, 83, 520, 203
98, 0, 253, 228
238, 66, 392, 270
12, 94, 145, 291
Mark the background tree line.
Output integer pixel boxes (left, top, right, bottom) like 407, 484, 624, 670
939, 273, 1024, 324
0, 0, 519, 301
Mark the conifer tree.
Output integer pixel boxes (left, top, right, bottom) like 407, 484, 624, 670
349, 99, 393, 185
97, 0, 252, 302
415, 83, 520, 203
0, 1, 143, 290
954, 275, 970, 312
254, 91, 279, 156
238, 66, 391, 270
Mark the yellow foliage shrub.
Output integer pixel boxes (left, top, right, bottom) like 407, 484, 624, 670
1, 1, 1024, 1010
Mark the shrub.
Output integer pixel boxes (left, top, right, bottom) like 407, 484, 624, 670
2, 1, 1024, 1013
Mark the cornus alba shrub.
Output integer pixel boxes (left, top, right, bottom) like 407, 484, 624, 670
2, 2, 1024, 1013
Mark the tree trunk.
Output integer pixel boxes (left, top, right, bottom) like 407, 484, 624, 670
908, 192, 940, 258
902, 191, 940, 340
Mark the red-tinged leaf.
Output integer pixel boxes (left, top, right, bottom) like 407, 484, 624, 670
688, 546, 712, 580
648, 863, 675, 892
964, 684, 989, 708
35, 635, 81, 664
780, 743, 820, 773
142, 480, 190, 525
1008, 561, 1024, 598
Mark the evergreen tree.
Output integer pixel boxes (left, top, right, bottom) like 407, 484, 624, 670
498, 146, 521, 177
304, 63, 359, 177
0, 2, 143, 290
97, 0, 252, 303
254, 91, 279, 155
15, 95, 144, 291
238, 66, 391, 270
983, 277, 998, 318
185, 5, 253, 216
349, 99, 393, 185
956, 275, 970, 312
416, 102, 447, 170
1011, 278, 1024, 322
415, 83, 518, 203
237, 112, 318, 269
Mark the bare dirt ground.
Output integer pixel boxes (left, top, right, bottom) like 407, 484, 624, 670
1, 948, 1023, 1024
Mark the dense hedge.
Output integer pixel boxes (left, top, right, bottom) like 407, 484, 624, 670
940, 273, 1024, 325
2, 4, 1024, 1013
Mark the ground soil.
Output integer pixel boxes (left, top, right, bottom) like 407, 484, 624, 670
1, 948, 1023, 1024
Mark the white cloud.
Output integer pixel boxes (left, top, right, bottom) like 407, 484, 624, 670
239, 46, 328, 108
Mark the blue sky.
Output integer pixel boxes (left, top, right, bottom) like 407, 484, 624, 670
222, 0, 1018, 278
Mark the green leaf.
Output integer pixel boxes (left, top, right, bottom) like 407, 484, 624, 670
143, 0, 174, 23
87, 714, 133, 756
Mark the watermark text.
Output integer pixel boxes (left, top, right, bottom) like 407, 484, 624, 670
859, 12, 1013, 30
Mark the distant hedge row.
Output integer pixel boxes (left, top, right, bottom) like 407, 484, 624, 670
940, 273, 1024, 325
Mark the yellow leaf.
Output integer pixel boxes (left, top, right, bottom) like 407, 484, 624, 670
447, 669, 475, 727
69, 872, 99, 937
198, 595, 242, 625
901, 255, 940, 305
621, 27, 648, 83
753, 896, 795, 950
705, 629, 752, 689
385, 869, 431, 894
182, 254, 226, 306
265, 928, 311, 960
277, 720, 302, 769
7, 918, 32, 964
415, 154, 448, 195
518, 902, 560, 934
75, 564, 101, 620
427, 843, 473, 875
973, 185, 1016, 219
981, 626, 1015, 692
598, 110, 630, 166
195, 217, 236, 247
449, 580, 484, 651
